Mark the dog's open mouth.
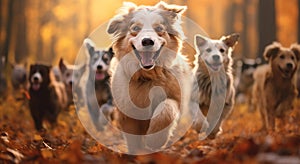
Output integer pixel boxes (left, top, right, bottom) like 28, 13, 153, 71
95, 71, 106, 80
205, 60, 222, 72
132, 44, 164, 70
32, 82, 40, 91
279, 66, 293, 78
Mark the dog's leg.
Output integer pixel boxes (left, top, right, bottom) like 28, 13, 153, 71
145, 99, 179, 150
207, 103, 233, 139
118, 111, 149, 153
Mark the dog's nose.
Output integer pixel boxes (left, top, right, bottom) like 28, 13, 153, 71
212, 55, 220, 61
69, 81, 73, 86
33, 77, 38, 82
97, 65, 102, 70
142, 38, 154, 47
286, 63, 293, 69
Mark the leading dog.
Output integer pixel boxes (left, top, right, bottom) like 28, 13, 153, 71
107, 2, 207, 153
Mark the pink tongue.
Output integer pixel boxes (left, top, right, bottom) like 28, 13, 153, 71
32, 84, 40, 90
140, 52, 154, 66
95, 73, 105, 80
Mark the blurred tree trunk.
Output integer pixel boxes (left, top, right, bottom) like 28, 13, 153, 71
14, 0, 28, 63
258, 0, 276, 62
298, 0, 300, 42
1, 0, 14, 65
225, 0, 237, 35
242, 0, 250, 58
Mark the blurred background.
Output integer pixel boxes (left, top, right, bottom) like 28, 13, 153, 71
0, 0, 299, 66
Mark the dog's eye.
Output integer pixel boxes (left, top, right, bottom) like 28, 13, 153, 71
102, 55, 109, 63
220, 48, 225, 53
131, 25, 141, 32
206, 48, 212, 53
280, 55, 285, 59
155, 26, 164, 33
291, 56, 295, 60
66, 73, 70, 77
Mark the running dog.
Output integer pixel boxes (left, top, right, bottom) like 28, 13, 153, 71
83, 38, 115, 131
11, 63, 27, 90
251, 42, 300, 131
107, 1, 208, 152
59, 58, 85, 107
193, 33, 239, 139
29, 64, 67, 130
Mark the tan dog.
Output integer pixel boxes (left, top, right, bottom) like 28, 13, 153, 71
193, 33, 239, 139
252, 42, 300, 131
107, 2, 207, 153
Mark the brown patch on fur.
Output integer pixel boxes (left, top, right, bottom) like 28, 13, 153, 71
107, 1, 201, 152
251, 42, 300, 131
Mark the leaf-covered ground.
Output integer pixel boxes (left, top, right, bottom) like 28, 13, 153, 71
1, 94, 300, 163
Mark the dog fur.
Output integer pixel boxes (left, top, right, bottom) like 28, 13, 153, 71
193, 33, 239, 139
59, 58, 85, 107
251, 42, 300, 131
29, 64, 67, 130
83, 38, 115, 131
11, 63, 27, 90
107, 1, 207, 152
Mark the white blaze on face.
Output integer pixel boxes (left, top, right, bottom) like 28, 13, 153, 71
90, 51, 109, 81
31, 72, 43, 90
129, 9, 167, 69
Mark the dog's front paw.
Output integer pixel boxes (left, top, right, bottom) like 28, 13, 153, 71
99, 103, 114, 119
97, 103, 114, 130
193, 117, 209, 133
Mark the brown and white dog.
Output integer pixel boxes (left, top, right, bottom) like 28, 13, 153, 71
58, 58, 85, 107
107, 2, 207, 153
251, 42, 300, 131
193, 33, 239, 139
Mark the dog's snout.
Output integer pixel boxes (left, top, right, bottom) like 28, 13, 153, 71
69, 81, 73, 86
212, 55, 220, 61
33, 77, 38, 81
286, 63, 293, 69
142, 38, 154, 47
97, 65, 103, 70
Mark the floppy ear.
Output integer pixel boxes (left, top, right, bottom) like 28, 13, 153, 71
156, 1, 187, 15
107, 18, 123, 35
59, 58, 67, 73
222, 33, 239, 48
290, 43, 300, 61
83, 38, 95, 57
263, 42, 281, 61
108, 47, 114, 57
156, 1, 186, 20
107, 2, 137, 34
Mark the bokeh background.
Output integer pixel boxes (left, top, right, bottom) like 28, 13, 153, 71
0, 0, 299, 66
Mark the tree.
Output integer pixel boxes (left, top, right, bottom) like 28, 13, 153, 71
0, 0, 14, 66
298, 0, 300, 42
14, 0, 28, 63
258, 0, 277, 61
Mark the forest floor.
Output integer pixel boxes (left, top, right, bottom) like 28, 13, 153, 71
0, 94, 300, 164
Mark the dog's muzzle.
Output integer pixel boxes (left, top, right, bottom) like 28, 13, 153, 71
31, 72, 43, 91
132, 44, 164, 70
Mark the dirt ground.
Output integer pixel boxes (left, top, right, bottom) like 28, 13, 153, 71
0, 94, 300, 164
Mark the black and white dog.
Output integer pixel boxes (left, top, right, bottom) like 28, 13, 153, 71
83, 38, 115, 130
29, 64, 67, 130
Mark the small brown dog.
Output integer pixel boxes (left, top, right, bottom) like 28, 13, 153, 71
252, 42, 300, 131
